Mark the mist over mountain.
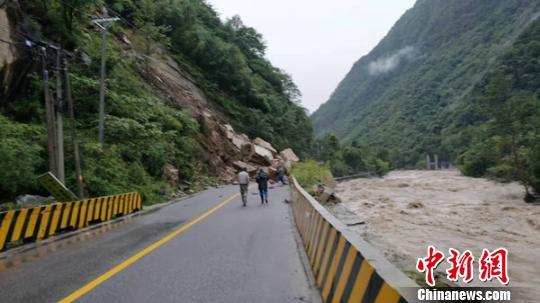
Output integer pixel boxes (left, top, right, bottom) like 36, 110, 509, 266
312, 0, 540, 168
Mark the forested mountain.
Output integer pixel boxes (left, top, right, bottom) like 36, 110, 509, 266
313, 0, 539, 164
448, 17, 540, 199
312, 0, 540, 197
0, 0, 312, 202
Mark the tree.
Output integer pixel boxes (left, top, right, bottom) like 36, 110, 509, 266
62, 0, 87, 34
226, 15, 266, 59
226, 15, 244, 31
480, 74, 540, 200
342, 146, 366, 172
279, 70, 302, 104
132, 0, 171, 78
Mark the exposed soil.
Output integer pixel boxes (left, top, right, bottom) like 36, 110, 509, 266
331, 170, 540, 302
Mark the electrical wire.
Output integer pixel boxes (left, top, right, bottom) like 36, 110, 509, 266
15, 2, 286, 138
102, 3, 143, 32
0, 37, 19, 45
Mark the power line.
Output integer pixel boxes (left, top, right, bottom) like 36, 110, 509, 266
0, 37, 19, 45
0, 25, 29, 45
19, 3, 290, 159
102, 3, 142, 32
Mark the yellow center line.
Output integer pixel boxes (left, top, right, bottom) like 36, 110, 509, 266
59, 192, 240, 303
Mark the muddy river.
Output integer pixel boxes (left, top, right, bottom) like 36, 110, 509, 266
330, 170, 539, 302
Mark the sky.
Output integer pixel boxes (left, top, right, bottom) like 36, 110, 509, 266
208, 0, 416, 113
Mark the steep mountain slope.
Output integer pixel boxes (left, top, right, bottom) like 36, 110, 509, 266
312, 0, 540, 167
445, 17, 540, 196
0, 0, 312, 203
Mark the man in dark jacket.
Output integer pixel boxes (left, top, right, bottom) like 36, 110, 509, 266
255, 168, 269, 204
276, 165, 286, 185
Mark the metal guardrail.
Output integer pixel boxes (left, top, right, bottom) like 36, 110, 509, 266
290, 177, 416, 303
0, 192, 141, 251
334, 172, 371, 182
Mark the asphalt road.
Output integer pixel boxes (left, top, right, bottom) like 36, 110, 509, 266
0, 184, 321, 303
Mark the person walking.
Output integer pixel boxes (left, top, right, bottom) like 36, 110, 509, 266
276, 165, 286, 185
255, 168, 269, 204
238, 168, 250, 207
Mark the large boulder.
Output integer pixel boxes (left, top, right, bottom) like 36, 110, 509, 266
250, 144, 273, 166
240, 142, 253, 157
220, 124, 287, 179
280, 148, 300, 170
253, 137, 277, 154
221, 124, 252, 152
222, 124, 235, 140
315, 185, 341, 204
232, 161, 257, 174
280, 148, 300, 163
232, 133, 252, 152
237, 134, 252, 150
271, 157, 284, 169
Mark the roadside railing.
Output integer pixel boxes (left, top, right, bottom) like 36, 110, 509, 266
334, 172, 371, 182
0, 192, 141, 251
290, 177, 416, 303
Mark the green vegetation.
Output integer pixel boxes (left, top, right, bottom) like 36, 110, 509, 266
311, 134, 390, 178
290, 160, 333, 193
151, 1, 313, 155
312, 0, 540, 199
1, 0, 312, 203
446, 19, 540, 199
0, 115, 44, 198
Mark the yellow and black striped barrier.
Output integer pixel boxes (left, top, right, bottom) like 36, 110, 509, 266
0, 192, 141, 251
290, 178, 416, 303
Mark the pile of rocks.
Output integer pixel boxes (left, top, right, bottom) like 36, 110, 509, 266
313, 172, 341, 205
314, 184, 341, 204
222, 124, 300, 181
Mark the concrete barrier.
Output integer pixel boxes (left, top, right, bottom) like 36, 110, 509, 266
290, 178, 416, 303
0, 192, 141, 251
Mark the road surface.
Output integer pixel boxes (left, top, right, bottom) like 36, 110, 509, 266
0, 184, 320, 303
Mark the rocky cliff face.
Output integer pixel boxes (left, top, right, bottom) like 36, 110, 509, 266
144, 47, 239, 179
144, 45, 299, 183
0, 2, 30, 103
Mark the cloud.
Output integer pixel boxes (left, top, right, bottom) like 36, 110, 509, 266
368, 46, 415, 75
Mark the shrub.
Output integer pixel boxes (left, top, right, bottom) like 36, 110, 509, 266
0, 115, 45, 199
291, 160, 333, 191
364, 156, 390, 177
458, 141, 497, 177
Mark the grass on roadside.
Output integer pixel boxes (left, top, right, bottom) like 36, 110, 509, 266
291, 160, 334, 194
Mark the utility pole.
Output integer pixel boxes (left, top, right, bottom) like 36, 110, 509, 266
40, 46, 58, 175
64, 57, 85, 198
55, 47, 65, 183
92, 11, 119, 145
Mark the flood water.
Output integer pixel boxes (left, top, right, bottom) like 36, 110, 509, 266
332, 170, 539, 302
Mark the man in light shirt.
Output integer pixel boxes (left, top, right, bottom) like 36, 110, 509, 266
238, 168, 250, 207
